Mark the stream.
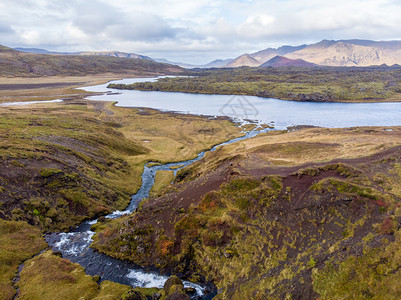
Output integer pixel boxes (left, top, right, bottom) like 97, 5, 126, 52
45, 124, 270, 299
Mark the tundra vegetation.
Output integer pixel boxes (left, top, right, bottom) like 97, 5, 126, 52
91, 126, 401, 299
3, 60, 401, 299
0, 97, 241, 299
108, 66, 401, 102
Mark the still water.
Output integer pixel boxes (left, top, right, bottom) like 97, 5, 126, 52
84, 77, 401, 129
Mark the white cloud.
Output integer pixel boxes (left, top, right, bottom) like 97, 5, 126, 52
1, 0, 401, 63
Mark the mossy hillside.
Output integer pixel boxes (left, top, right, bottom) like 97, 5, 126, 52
0, 101, 241, 232
0, 103, 147, 231
91, 127, 401, 299
313, 229, 401, 299
17, 250, 132, 300
93, 168, 398, 298
0, 220, 47, 300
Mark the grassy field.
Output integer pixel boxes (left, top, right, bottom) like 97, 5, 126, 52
17, 250, 132, 300
108, 66, 401, 102
0, 220, 47, 300
91, 126, 401, 299
150, 170, 175, 198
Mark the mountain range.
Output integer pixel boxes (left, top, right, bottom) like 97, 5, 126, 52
226, 39, 401, 67
15, 47, 153, 61
11, 39, 401, 69
0, 45, 184, 77
15, 47, 231, 69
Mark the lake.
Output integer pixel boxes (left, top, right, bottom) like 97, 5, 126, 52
83, 77, 401, 129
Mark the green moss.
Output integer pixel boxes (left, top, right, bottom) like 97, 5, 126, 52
0, 220, 47, 300
313, 230, 401, 299
39, 168, 63, 178
308, 256, 317, 268
226, 178, 261, 192
17, 251, 131, 300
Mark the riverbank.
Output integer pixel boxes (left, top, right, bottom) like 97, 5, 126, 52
0, 75, 124, 103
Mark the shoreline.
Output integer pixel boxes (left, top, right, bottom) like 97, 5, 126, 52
108, 84, 401, 104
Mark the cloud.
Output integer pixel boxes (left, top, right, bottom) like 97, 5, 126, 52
104, 11, 177, 41
71, 1, 178, 42
1, 0, 401, 63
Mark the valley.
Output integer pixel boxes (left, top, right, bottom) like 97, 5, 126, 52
0, 94, 242, 300
2, 39, 401, 299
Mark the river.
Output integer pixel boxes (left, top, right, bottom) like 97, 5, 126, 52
45, 120, 269, 299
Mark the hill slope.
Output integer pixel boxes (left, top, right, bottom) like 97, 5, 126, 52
250, 44, 308, 64
225, 54, 260, 67
0, 45, 184, 77
15, 47, 153, 60
91, 126, 401, 299
259, 55, 316, 67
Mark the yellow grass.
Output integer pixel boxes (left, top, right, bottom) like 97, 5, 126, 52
207, 126, 401, 168
150, 170, 175, 197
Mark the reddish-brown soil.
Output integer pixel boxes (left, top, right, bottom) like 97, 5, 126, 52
137, 145, 401, 239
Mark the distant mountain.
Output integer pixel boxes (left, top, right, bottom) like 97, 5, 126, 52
14, 47, 153, 61
1, 45, 184, 77
154, 58, 199, 68
154, 58, 232, 69
259, 56, 316, 67
222, 39, 401, 67
285, 40, 401, 66
202, 59, 232, 68
251, 44, 307, 64
14, 47, 72, 55
78, 51, 153, 61
225, 54, 260, 67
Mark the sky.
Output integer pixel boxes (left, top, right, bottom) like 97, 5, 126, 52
1, 0, 401, 64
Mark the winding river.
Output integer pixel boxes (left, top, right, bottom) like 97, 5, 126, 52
8, 76, 401, 298
45, 122, 269, 299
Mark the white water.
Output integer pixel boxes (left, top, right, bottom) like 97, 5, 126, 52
126, 270, 204, 295
54, 231, 96, 256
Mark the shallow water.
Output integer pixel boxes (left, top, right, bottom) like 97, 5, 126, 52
0, 99, 63, 106
83, 77, 401, 129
